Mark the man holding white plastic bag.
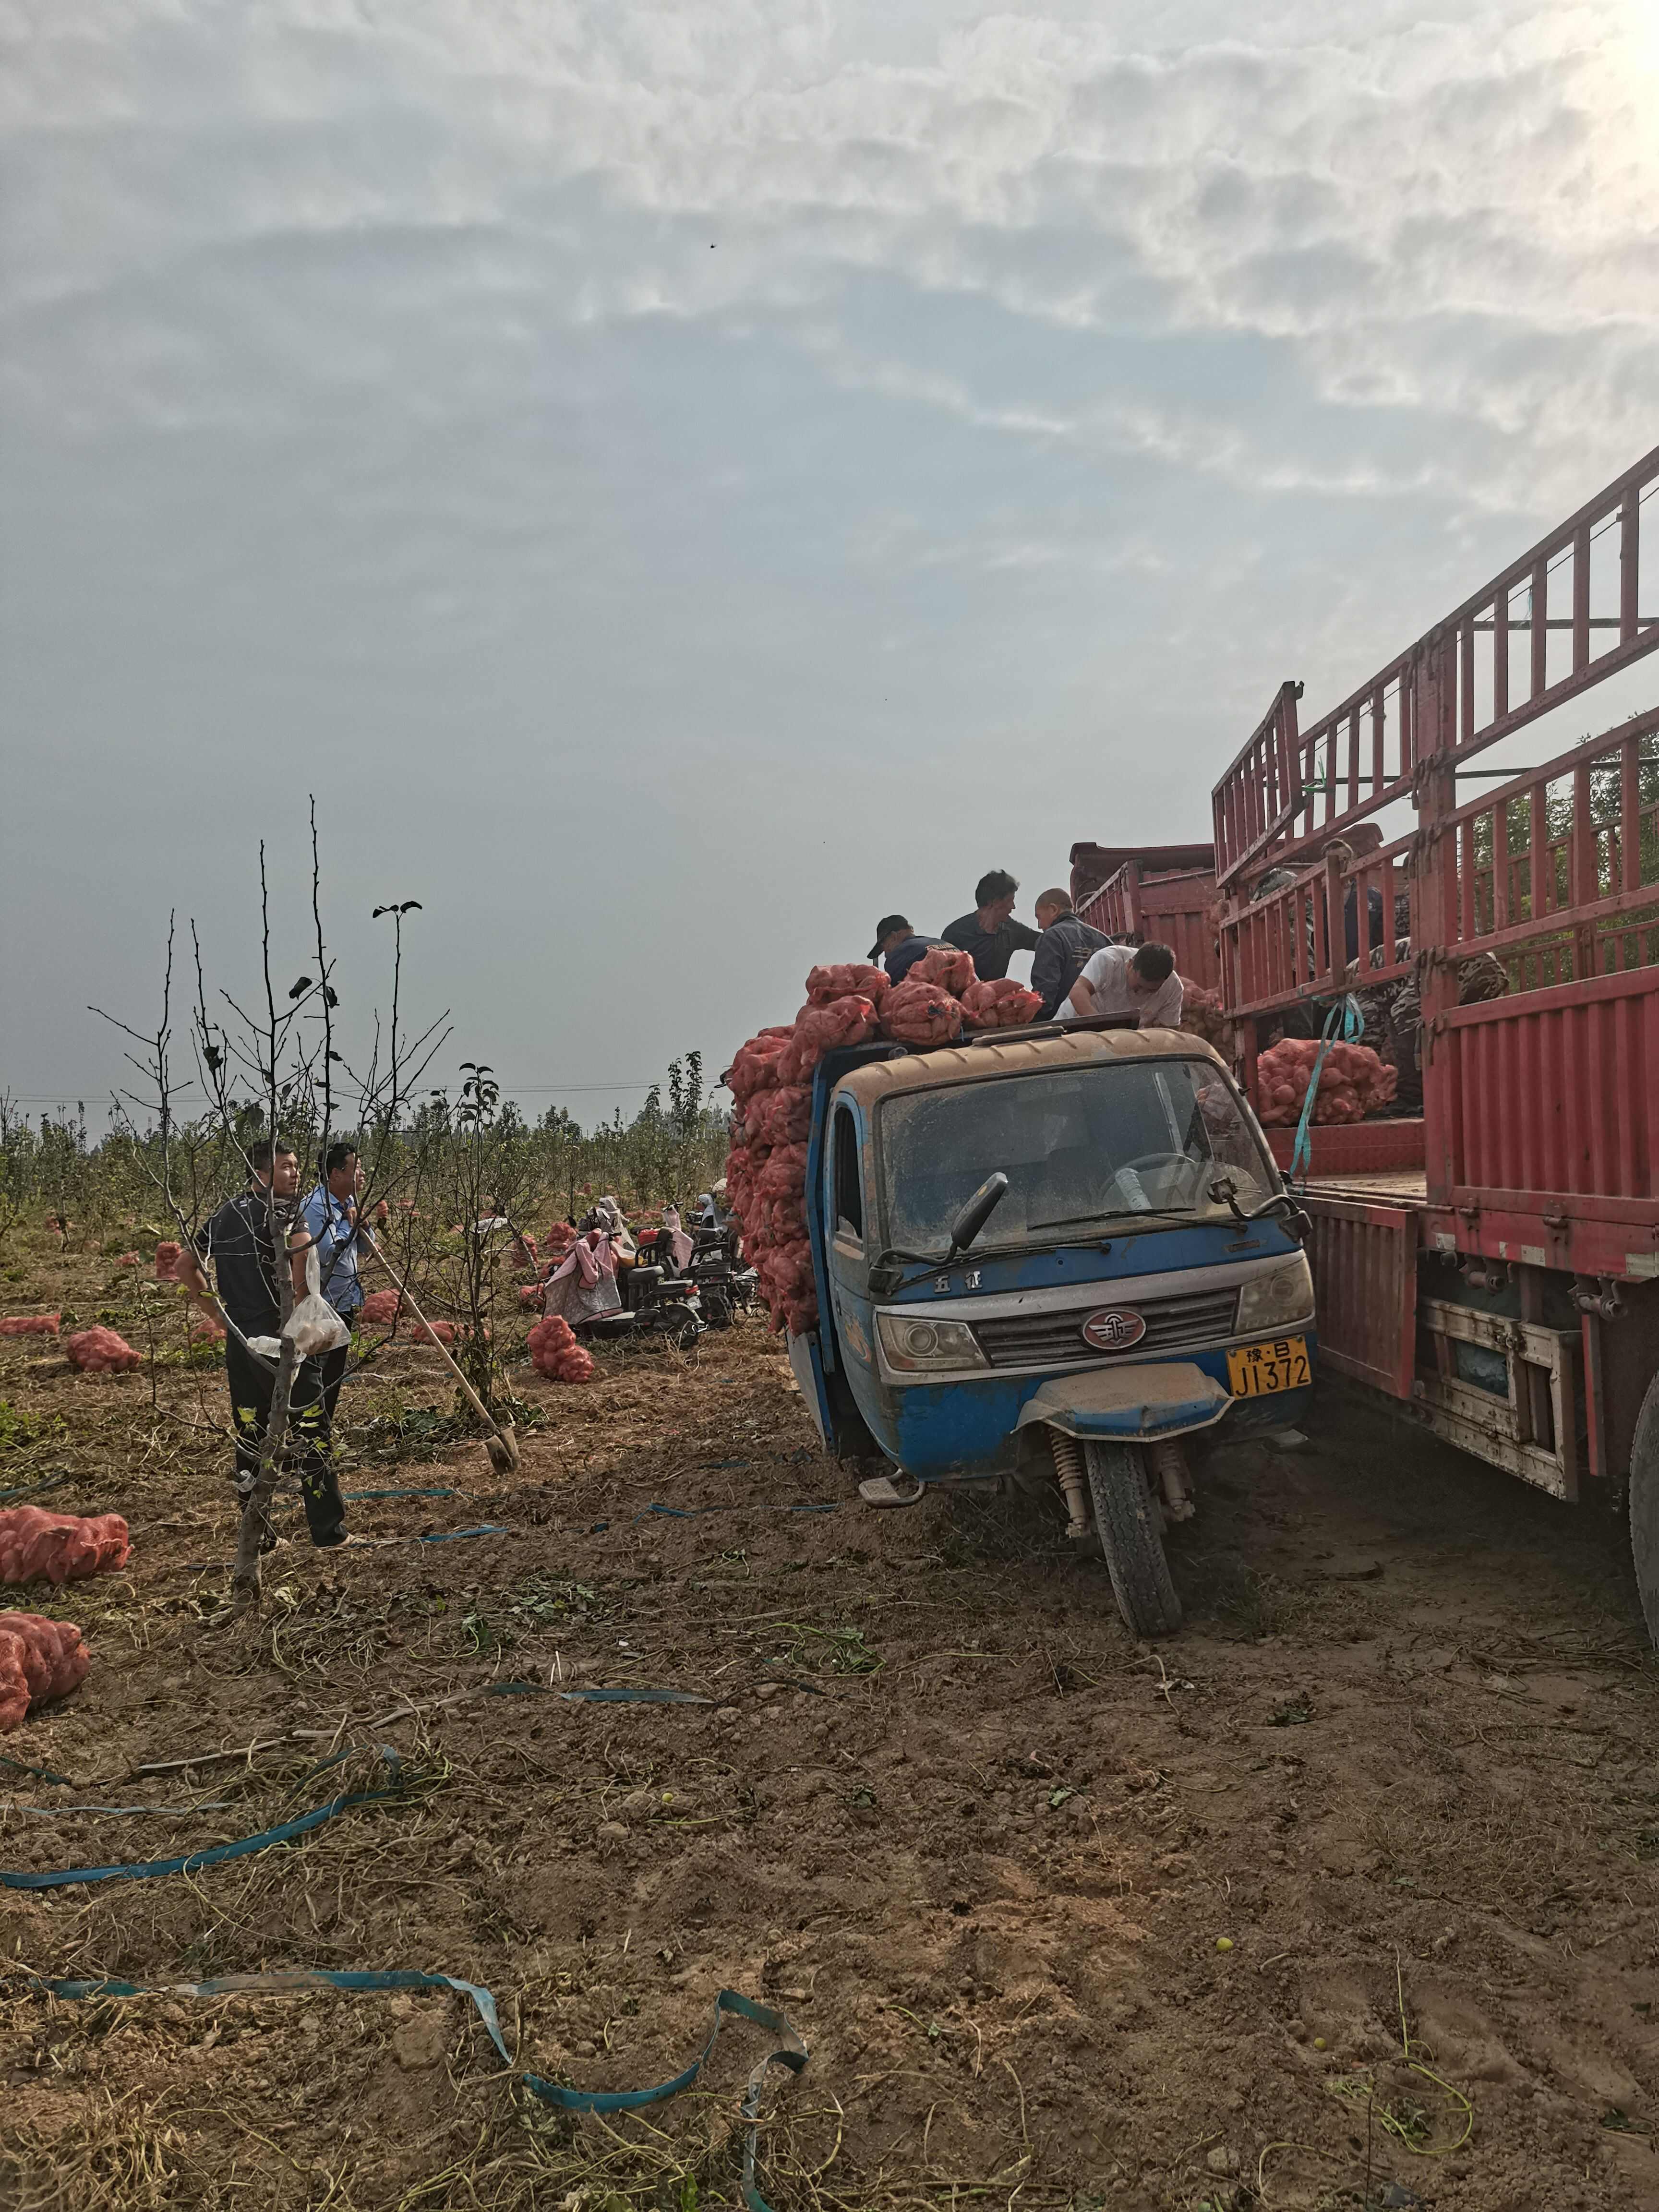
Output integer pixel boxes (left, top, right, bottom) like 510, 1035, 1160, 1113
179, 1140, 355, 1550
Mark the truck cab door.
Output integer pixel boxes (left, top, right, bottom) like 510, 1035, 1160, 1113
823, 1095, 879, 1390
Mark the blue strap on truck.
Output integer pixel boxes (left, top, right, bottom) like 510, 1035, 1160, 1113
1289, 995, 1363, 1187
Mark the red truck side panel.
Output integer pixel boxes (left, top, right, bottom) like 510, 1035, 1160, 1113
1076, 860, 1222, 990
1443, 966, 1659, 1211
1303, 1198, 1417, 1398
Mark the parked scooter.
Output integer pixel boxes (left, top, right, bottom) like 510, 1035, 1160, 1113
686, 1226, 758, 1328
577, 1240, 705, 1350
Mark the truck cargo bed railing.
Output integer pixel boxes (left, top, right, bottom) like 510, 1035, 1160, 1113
1225, 701, 1659, 1022
1215, 447, 1659, 1269
1213, 447, 1659, 891
1076, 859, 1223, 990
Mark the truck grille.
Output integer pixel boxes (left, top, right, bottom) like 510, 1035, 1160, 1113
974, 1286, 1240, 1370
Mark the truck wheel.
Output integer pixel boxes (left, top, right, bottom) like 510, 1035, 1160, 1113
1629, 1369, 1659, 1650
1084, 1440, 1183, 1637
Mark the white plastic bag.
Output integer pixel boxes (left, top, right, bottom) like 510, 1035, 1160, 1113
283, 1244, 350, 1358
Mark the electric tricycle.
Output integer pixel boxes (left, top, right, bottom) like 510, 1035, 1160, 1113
788, 1024, 1317, 1636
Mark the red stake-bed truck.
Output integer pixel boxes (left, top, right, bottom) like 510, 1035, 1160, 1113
1209, 446, 1659, 1641
1069, 841, 1223, 991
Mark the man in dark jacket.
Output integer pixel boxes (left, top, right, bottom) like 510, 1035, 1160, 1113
176, 1139, 352, 1550
940, 870, 1040, 982
1030, 888, 1115, 1019
869, 914, 944, 986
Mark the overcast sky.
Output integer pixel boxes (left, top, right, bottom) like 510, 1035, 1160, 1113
3, 0, 1656, 1129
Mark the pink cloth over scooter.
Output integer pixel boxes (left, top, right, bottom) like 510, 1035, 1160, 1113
542, 1229, 621, 1326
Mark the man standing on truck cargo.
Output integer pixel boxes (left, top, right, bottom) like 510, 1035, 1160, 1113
1060, 941, 1184, 1029
869, 914, 945, 986
1030, 889, 1113, 1021
941, 870, 1041, 981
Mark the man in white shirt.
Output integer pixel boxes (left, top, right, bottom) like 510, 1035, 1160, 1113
1058, 940, 1184, 1028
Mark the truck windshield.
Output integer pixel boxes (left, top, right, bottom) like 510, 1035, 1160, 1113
876, 1058, 1278, 1252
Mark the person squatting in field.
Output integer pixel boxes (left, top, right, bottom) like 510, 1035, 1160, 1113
176, 1139, 354, 1549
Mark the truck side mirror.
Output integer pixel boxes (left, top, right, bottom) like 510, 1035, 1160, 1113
947, 1172, 1009, 1259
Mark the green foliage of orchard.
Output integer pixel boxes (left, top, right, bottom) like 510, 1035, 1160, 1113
0, 1054, 729, 1251
0, 1055, 729, 1418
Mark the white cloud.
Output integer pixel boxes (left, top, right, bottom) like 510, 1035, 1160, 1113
2, 0, 1655, 1106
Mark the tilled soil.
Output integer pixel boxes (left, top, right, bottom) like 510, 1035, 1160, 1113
3, 1301, 1659, 2211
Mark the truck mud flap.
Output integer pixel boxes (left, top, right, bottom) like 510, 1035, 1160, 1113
1303, 1196, 1418, 1400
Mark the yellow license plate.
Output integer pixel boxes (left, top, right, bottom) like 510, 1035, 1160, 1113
1226, 1335, 1311, 1397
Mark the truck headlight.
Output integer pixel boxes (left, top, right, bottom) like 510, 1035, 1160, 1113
876, 1311, 988, 1372
1236, 1253, 1315, 1334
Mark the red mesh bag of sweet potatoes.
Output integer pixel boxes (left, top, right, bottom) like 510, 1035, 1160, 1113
0, 1507, 130, 1586
784, 996, 881, 1083
960, 978, 1042, 1029
66, 1326, 141, 1374
805, 962, 890, 1008
0, 1613, 89, 1732
881, 978, 963, 1046
912, 944, 976, 993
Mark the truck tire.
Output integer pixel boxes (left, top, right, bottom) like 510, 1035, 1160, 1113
1084, 1440, 1183, 1637
1630, 1368, 1659, 1650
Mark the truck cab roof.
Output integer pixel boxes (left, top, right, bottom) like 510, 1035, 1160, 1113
828, 1024, 1227, 1114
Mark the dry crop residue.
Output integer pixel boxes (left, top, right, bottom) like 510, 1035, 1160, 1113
3, 1272, 1659, 2209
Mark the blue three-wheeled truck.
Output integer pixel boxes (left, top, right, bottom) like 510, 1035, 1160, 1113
786, 1021, 1318, 1636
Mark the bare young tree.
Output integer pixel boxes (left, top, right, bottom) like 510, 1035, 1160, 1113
93, 808, 446, 1618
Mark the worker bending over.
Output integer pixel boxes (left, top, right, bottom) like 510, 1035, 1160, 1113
1059, 941, 1183, 1029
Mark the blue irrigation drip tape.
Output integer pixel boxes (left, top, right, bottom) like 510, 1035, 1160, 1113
15, 1801, 237, 1819
281, 1488, 459, 1507
1289, 994, 1364, 1188
0, 1753, 76, 1788
345, 1486, 458, 1501
32, 1972, 807, 2210
278, 1743, 398, 1803
1, 1748, 409, 1891
632, 1500, 839, 1525
482, 1683, 713, 1705
0, 1472, 73, 1505
183, 1523, 507, 1571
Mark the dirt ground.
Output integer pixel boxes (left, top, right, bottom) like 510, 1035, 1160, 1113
3, 1262, 1659, 2211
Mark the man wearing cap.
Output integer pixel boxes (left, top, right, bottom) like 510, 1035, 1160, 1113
869, 915, 945, 986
